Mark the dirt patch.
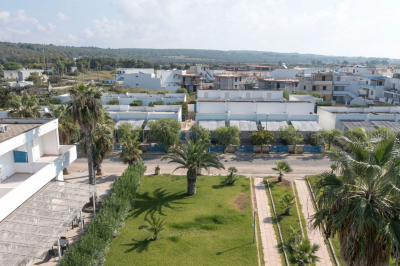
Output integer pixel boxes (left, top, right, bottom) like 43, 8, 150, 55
229, 192, 250, 211
269, 178, 291, 188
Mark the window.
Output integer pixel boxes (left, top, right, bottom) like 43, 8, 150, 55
304, 85, 306, 90
312, 86, 316, 91
13, 151, 28, 163
353, 69, 355, 73
239, 77, 242, 81
372, 71, 375, 74
366, 81, 368, 84
235, 77, 238, 82
322, 76, 326, 81
136, 84, 139, 86
371, 91, 374, 96
323, 86, 327, 90
136, 75, 138, 78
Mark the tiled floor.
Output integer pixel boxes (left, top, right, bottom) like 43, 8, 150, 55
294, 180, 333, 266
254, 178, 282, 266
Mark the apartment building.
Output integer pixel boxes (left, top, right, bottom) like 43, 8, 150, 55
3, 69, 45, 82
257, 77, 300, 91
0, 118, 93, 265
214, 74, 248, 90
123, 71, 182, 92
188, 65, 225, 82
197, 89, 284, 101
300, 73, 333, 101
181, 74, 202, 92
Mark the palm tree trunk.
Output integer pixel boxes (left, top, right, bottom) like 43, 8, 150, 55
96, 163, 102, 176
63, 167, 69, 175
278, 173, 283, 182
85, 131, 97, 204
187, 169, 197, 195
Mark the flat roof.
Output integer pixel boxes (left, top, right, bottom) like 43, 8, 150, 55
291, 121, 322, 131
197, 100, 310, 103
261, 121, 288, 131
0, 118, 54, 144
340, 120, 376, 131
370, 120, 400, 132
229, 120, 258, 131
198, 120, 225, 131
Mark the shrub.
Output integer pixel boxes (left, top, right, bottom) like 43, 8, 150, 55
309, 92, 323, 98
214, 126, 241, 150
188, 100, 196, 104
250, 128, 274, 145
225, 167, 239, 185
190, 124, 210, 142
292, 90, 309, 95
61, 161, 147, 266
148, 101, 164, 107
316, 101, 333, 106
349, 104, 366, 108
278, 126, 303, 146
283, 91, 289, 100
130, 100, 142, 106
175, 88, 188, 94
307, 131, 325, 146
107, 100, 119, 105
48, 75, 62, 83
49, 98, 62, 104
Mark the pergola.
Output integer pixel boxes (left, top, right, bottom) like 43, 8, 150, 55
115, 120, 145, 130
0, 181, 96, 265
229, 120, 258, 131
291, 121, 322, 132
198, 120, 225, 131
261, 121, 288, 131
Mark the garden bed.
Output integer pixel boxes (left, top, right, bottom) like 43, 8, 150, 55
105, 174, 258, 266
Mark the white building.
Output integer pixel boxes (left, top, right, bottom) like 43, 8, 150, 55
123, 70, 183, 92
332, 73, 369, 105
3, 69, 45, 82
0, 118, 93, 265
258, 77, 300, 91
289, 94, 323, 104
3, 70, 19, 79
5, 81, 34, 87
317, 106, 400, 132
197, 89, 284, 101
104, 68, 155, 84
106, 105, 182, 123
188, 65, 225, 82
214, 74, 248, 90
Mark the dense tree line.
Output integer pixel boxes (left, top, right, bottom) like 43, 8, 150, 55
0, 41, 396, 65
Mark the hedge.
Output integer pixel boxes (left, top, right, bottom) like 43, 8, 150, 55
129, 100, 142, 106
61, 161, 147, 266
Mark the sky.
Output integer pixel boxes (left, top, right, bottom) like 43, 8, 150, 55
0, 0, 399, 58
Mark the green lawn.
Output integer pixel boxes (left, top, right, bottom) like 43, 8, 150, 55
265, 178, 308, 265
105, 174, 258, 266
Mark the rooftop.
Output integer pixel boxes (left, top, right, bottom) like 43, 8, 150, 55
312, 73, 333, 76
197, 100, 310, 103
319, 106, 400, 114
0, 118, 54, 144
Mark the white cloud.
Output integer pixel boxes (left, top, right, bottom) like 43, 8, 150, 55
37, 24, 46, 31
57, 12, 68, 21
80, 27, 94, 38
47, 23, 56, 32
0, 11, 10, 24
13, 9, 38, 24
60, 34, 78, 44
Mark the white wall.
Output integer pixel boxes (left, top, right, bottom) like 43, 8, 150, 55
41, 130, 60, 155
0, 151, 15, 180
198, 89, 283, 100
270, 69, 299, 78
123, 73, 181, 92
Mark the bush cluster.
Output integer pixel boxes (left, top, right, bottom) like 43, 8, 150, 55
61, 161, 147, 266
129, 100, 142, 106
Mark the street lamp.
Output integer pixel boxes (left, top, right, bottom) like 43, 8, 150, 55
253, 208, 258, 243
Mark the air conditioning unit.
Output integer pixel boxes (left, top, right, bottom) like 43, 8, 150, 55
0, 125, 7, 133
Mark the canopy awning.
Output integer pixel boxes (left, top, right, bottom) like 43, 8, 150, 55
340, 120, 376, 131
261, 121, 288, 131
0, 181, 96, 265
115, 120, 144, 130
198, 120, 225, 131
229, 120, 258, 131
291, 121, 322, 132
144, 120, 156, 131
370, 120, 400, 132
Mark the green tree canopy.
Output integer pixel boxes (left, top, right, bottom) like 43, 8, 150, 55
148, 118, 181, 151
309, 92, 323, 98
250, 128, 274, 145
190, 124, 210, 143
8, 94, 41, 118
320, 129, 342, 149
214, 126, 241, 149
4, 62, 22, 70
278, 126, 303, 147
283, 91, 289, 100
26, 72, 42, 85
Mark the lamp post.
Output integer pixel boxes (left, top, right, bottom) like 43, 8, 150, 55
253, 208, 258, 243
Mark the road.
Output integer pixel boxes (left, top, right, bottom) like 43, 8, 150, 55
69, 151, 333, 177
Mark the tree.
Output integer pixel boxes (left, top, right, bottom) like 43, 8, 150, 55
117, 122, 142, 141
249, 128, 274, 149
129, 100, 142, 106
69, 83, 102, 202
312, 128, 400, 265
8, 94, 41, 118
307, 131, 325, 146
81, 110, 114, 176
345, 127, 366, 142
3, 62, 22, 70
225, 166, 239, 185
278, 126, 303, 153
320, 129, 342, 149
190, 124, 210, 143
120, 134, 142, 164
138, 215, 166, 240
279, 193, 295, 215
292, 90, 309, 95
309, 92, 323, 98
161, 139, 225, 195
272, 161, 292, 182
283, 91, 289, 100
43, 104, 79, 174
148, 118, 181, 151
26, 72, 42, 85
284, 234, 320, 266
214, 126, 241, 152
342, 60, 349, 65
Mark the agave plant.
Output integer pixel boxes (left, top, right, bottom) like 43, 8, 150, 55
138, 215, 167, 240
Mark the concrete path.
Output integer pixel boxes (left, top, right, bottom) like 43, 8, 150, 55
294, 180, 332, 266
254, 178, 282, 266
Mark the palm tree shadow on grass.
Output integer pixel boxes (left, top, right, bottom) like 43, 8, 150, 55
215, 242, 253, 255
131, 188, 191, 218
123, 238, 152, 253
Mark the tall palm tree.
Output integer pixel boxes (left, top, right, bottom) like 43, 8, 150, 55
272, 161, 293, 182
312, 127, 400, 266
69, 83, 102, 200
120, 135, 142, 164
43, 103, 79, 174
284, 234, 320, 266
161, 139, 225, 195
81, 110, 114, 176
8, 94, 41, 118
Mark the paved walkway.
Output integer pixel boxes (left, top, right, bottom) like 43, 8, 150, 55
254, 178, 282, 266
294, 180, 333, 266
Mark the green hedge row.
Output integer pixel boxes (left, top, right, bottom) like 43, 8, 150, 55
61, 161, 147, 266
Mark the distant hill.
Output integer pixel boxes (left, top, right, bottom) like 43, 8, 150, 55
0, 41, 396, 65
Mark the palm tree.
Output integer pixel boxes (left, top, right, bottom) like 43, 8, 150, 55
225, 166, 238, 185
138, 215, 167, 240
8, 94, 41, 118
272, 161, 293, 182
279, 193, 295, 215
161, 139, 225, 195
81, 110, 114, 176
120, 135, 142, 164
69, 83, 102, 200
43, 104, 79, 175
284, 234, 320, 266
312, 127, 400, 265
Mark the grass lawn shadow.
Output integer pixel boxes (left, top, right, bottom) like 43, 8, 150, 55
215, 242, 253, 255
123, 238, 152, 253
131, 188, 191, 218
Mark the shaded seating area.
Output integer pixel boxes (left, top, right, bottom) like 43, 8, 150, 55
0, 180, 96, 265
229, 120, 258, 140
198, 120, 225, 141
